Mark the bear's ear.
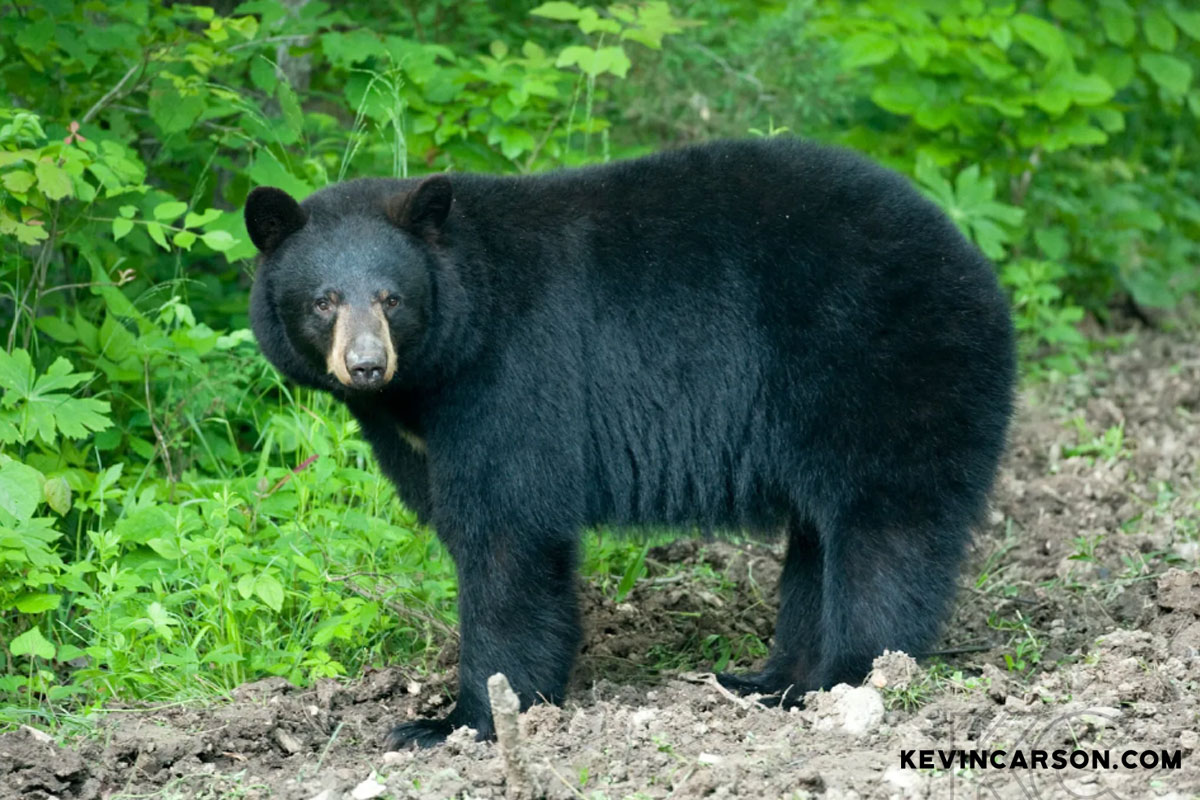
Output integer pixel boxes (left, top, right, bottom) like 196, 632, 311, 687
245, 187, 307, 253
387, 174, 453, 236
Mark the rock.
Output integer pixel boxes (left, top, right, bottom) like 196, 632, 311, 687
882, 765, 918, 791
1157, 569, 1200, 613
19, 725, 53, 745
812, 684, 885, 736
273, 728, 303, 755
868, 650, 921, 690
350, 776, 387, 799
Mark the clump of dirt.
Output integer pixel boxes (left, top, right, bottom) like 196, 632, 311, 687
2, 330, 1198, 798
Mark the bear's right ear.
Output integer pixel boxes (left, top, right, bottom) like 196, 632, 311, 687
245, 187, 307, 253
386, 174, 453, 237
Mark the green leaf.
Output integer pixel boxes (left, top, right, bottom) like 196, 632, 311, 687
173, 230, 197, 249
871, 83, 925, 115
184, 208, 222, 228
1061, 72, 1115, 105
201, 230, 236, 251
152, 201, 188, 221
15, 593, 61, 613
1035, 227, 1070, 260
593, 45, 631, 78
149, 84, 205, 135
147, 536, 181, 560
1143, 9, 1177, 51
488, 126, 537, 161
1167, 5, 1200, 40
556, 45, 598, 75
1012, 13, 1071, 62
255, 573, 284, 612
530, 2, 585, 21
119, 205, 137, 218
43, 476, 71, 515
1099, 4, 1135, 45
841, 32, 899, 69
2, 170, 34, 193
615, 542, 650, 602
146, 221, 170, 250
34, 317, 77, 344
0, 461, 43, 522
278, 82, 304, 137
1140, 53, 1193, 95
114, 506, 174, 545
578, 9, 620, 35
9, 627, 55, 660
35, 161, 73, 200
112, 217, 133, 241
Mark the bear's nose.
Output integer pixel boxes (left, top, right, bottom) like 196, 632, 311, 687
345, 338, 386, 389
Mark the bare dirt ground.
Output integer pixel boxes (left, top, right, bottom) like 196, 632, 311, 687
3, 329, 1199, 799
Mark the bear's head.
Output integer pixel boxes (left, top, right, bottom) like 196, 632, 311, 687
245, 175, 453, 393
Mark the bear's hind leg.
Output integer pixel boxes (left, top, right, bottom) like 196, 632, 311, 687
813, 511, 968, 689
717, 518, 823, 705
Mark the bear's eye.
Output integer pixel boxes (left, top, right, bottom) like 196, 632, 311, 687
314, 298, 332, 313
385, 296, 400, 309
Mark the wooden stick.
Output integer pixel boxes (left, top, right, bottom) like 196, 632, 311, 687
487, 673, 534, 800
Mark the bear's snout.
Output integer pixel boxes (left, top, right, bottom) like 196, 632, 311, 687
325, 302, 397, 390
346, 336, 387, 389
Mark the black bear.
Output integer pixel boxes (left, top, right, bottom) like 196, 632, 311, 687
245, 138, 1014, 748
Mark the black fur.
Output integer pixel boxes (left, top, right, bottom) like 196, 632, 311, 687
246, 138, 1015, 748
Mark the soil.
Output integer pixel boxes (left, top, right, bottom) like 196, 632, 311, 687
3, 330, 1199, 800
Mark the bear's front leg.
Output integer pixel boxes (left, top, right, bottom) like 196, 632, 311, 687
387, 528, 581, 748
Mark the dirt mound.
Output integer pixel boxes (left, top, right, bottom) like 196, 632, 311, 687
2, 330, 1198, 798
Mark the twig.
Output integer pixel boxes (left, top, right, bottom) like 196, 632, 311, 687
143, 357, 177, 492
10, 204, 61, 351
228, 34, 310, 53
544, 759, 586, 799
488, 673, 534, 800
1010, 145, 1043, 207
688, 42, 765, 92
83, 59, 146, 124
680, 671, 756, 711
523, 113, 562, 172
923, 643, 995, 657
39, 270, 136, 296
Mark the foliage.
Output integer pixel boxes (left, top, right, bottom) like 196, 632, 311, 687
0, 0, 687, 723
812, 0, 1200, 370
0, 0, 1197, 724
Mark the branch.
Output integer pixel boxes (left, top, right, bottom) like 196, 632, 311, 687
83, 59, 146, 125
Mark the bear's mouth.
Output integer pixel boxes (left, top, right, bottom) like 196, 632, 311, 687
326, 301, 397, 391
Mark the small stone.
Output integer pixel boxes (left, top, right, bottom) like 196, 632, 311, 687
631, 708, 657, 728
868, 651, 921, 691
1180, 729, 1199, 749
350, 777, 387, 800
883, 765, 918, 790
406, 680, 422, 695
1078, 707, 1122, 728
697, 752, 722, 765
20, 724, 53, 744
308, 791, 336, 800
1173, 541, 1198, 563
836, 686, 884, 736
381, 750, 411, 766
273, 728, 304, 754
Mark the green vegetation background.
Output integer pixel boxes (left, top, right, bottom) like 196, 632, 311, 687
1, 0, 1197, 728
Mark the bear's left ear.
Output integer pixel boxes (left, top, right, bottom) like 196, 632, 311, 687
387, 174, 453, 236
245, 187, 307, 253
